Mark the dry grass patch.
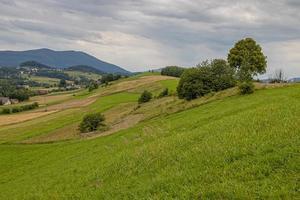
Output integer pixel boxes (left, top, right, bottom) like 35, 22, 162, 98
0, 110, 58, 126
95, 75, 176, 96
23, 123, 80, 144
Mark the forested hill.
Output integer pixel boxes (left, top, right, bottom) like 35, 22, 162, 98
0, 48, 130, 74
66, 65, 104, 74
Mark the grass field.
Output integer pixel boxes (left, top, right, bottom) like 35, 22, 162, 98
30, 75, 61, 85
0, 75, 299, 199
65, 71, 102, 80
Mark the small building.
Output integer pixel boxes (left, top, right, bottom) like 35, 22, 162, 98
36, 90, 49, 95
0, 97, 11, 105
17, 85, 30, 89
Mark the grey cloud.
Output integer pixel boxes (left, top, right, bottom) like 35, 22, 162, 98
0, 0, 299, 76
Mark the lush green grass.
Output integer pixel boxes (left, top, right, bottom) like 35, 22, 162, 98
0, 92, 139, 143
159, 79, 179, 93
0, 85, 299, 199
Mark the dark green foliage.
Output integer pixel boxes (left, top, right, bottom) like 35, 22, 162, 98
12, 107, 22, 113
228, 38, 267, 81
9, 89, 30, 101
5, 102, 39, 114
59, 79, 67, 88
100, 73, 122, 84
67, 65, 104, 74
2, 108, 11, 114
79, 113, 105, 133
239, 82, 254, 95
161, 66, 185, 77
36, 70, 71, 80
158, 88, 169, 98
138, 90, 152, 104
88, 81, 99, 92
177, 59, 236, 100
0, 67, 22, 79
209, 59, 236, 91
0, 79, 33, 102
20, 61, 52, 69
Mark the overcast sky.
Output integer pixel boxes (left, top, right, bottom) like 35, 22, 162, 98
0, 0, 299, 77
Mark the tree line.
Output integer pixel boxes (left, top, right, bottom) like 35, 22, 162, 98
161, 38, 267, 100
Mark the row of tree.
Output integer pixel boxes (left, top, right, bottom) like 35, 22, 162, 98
0, 79, 32, 101
177, 38, 267, 100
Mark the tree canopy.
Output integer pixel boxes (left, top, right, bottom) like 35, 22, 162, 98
138, 90, 152, 104
177, 59, 236, 100
227, 38, 267, 81
161, 66, 185, 77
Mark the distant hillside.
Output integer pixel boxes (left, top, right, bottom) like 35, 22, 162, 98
67, 65, 104, 74
288, 77, 300, 83
0, 48, 130, 74
20, 60, 52, 69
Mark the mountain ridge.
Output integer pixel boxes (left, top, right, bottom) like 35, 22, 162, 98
0, 48, 130, 74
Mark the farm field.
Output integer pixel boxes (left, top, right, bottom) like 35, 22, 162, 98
0, 74, 299, 199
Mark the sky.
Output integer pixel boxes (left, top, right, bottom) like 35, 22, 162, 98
0, 0, 299, 77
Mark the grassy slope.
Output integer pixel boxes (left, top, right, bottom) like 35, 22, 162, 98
0, 92, 139, 143
0, 84, 299, 199
65, 71, 102, 80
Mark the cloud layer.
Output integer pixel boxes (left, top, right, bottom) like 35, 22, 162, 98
0, 0, 299, 76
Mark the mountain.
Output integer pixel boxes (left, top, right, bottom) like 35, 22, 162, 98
288, 77, 300, 83
0, 48, 130, 74
66, 65, 104, 74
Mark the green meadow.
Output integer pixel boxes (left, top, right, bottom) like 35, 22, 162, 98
0, 76, 299, 199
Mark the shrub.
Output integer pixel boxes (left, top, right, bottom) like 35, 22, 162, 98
239, 82, 254, 95
20, 102, 39, 111
138, 90, 152, 104
177, 59, 236, 100
158, 88, 169, 98
88, 81, 99, 92
79, 113, 105, 133
12, 107, 22, 113
161, 66, 185, 77
9, 89, 30, 101
2, 108, 11, 114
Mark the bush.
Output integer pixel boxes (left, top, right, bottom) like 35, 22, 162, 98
239, 82, 254, 95
158, 88, 169, 98
79, 113, 105, 133
2, 108, 11, 114
88, 81, 99, 92
177, 59, 236, 100
161, 66, 185, 77
12, 107, 22, 113
9, 89, 30, 101
20, 102, 39, 111
138, 90, 152, 104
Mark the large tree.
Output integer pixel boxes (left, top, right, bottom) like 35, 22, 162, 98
228, 38, 267, 81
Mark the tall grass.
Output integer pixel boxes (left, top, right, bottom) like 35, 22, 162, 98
0, 85, 299, 199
